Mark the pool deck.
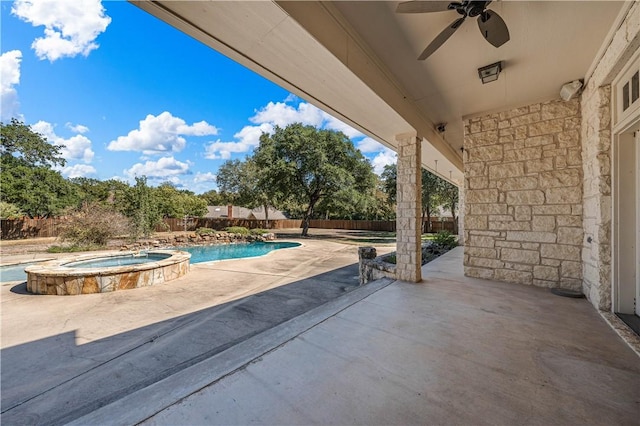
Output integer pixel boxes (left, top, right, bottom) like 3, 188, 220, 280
2, 238, 639, 425
0, 236, 393, 425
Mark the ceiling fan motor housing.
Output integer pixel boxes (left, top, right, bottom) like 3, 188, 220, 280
452, 1, 492, 17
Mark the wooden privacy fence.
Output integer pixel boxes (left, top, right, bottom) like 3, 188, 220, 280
1, 217, 455, 239
0, 218, 66, 239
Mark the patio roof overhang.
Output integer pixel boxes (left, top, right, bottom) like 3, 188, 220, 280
131, 1, 626, 187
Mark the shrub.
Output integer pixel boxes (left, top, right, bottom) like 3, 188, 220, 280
195, 227, 217, 235
47, 245, 98, 253
382, 254, 396, 264
58, 202, 132, 247
431, 231, 458, 250
0, 201, 23, 219
224, 226, 249, 235
250, 228, 269, 235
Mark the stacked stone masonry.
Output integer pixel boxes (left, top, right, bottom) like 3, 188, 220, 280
395, 133, 422, 282
463, 98, 583, 289
578, 2, 640, 310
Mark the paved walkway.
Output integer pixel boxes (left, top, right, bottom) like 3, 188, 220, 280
1, 238, 393, 425
72, 247, 640, 426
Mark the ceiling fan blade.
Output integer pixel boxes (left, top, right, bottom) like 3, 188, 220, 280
477, 9, 510, 47
418, 17, 465, 60
396, 1, 452, 14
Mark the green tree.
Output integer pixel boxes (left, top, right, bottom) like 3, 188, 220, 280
381, 163, 447, 232
199, 189, 226, 206
69, 177, 114, 206
121, 176, 162, 238
381, 164, 397, 204
1, 118, 65, 168
1, 119, 77, 217
437, 180, 460, 233
1, 160, 78, 217
254, 123, 376, 236
216, 158, 277, 226
155, 182, 207, 218
421, 169, 445, 233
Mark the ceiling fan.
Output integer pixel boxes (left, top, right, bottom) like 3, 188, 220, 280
396, 1, 510, 60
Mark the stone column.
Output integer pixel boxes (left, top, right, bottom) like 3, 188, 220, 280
396, 132, 422, 282
457, 185, 465, 245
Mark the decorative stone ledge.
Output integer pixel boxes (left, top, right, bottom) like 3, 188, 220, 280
25, 250, 190, 295
359, 242, 454, 285
121, 232, 276, 251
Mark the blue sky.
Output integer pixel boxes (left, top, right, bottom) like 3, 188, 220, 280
1, 0, 396, 193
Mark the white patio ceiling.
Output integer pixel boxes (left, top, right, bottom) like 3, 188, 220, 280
132, 1, 626, 186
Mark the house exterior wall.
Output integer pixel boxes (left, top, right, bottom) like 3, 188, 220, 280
463, 98, 583, 288
581, 2, 640, 311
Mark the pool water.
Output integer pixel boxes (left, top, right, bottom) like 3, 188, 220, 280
180, 241, 300, 264
0, 263, 37, 283
63, 253, 171, 268
0, 242, 300, 283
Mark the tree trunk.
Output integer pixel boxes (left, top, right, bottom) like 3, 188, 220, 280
264, 204, 270, 229
301, 198, 318, 237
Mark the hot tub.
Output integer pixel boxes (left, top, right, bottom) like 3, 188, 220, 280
25, 250, 190, 295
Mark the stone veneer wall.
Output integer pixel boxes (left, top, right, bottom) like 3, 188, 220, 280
580, 2, 640, 310
395, 132, 422, 282
463, 98, 583, 288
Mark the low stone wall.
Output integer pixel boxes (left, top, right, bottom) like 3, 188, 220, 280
359, 242, 452, 285
120, 232, 276, 251
358, 247, 396, 285
25, 250, 190, 295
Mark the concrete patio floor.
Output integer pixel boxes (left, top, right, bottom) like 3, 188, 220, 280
1, 237, 394, 425
2, 243, 639, 425
65, 247, 640, 426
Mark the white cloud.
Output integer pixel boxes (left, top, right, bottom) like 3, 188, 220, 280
66, 122, 89, 133
370, 148, 397, 175
61, 164, 96, 178
12, 0, 111, 61
194, 172, 217, 183
108, 112, 218, 155
0, 50, 22, 122
204, 122, 273, 160
31, 120, 94, 163
250, 101, 325, 128
356, 137, 388, 153
124, 156, 191, 180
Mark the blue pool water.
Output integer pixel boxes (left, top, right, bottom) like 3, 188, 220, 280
63, 253, 171, 269
180, 241, 301, 264
0, 242, 301, 283
0, 263, 37, 283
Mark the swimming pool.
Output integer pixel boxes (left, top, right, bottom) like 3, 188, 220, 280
1, 242, 300, 284
180, 241, 301, 264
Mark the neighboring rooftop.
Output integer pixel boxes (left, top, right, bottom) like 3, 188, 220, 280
204, 205, 289, 220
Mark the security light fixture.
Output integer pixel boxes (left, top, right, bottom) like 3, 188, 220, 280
478, 61, 502, 84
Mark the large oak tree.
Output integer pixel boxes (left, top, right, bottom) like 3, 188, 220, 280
254, 123, 376, 236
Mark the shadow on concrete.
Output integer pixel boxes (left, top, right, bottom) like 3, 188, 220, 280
9, 282, 28, 295
1, 263, 362, 425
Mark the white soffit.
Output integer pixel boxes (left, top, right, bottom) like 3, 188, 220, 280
131, 1, 464, 186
